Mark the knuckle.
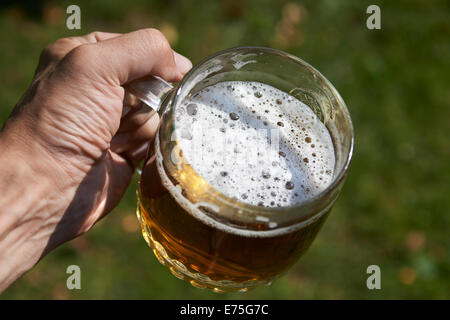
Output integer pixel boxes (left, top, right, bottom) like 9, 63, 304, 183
54, 37, 72, 46
42, 38, 70, 56
87, 31, 101, 41
140, 28, 172, 53
141, 27, 164, 39
66, 43, 95, 68
40, 37, 83, 66
40, 42, 58, 61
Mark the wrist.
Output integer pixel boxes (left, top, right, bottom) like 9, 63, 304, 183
0, 128, 69, 292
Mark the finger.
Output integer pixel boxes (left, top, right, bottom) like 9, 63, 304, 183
76, 28, 187, 85
123, 141, 150, 167
79, 31, 122, 43
139, 154, 167, 199
37, 32, 122, 74
120, 50, 191, 117
102, 150, 134, 216
110, 113, 160, 154
118, 107, 157, 133
40, 32, 121, 63
122, 91, 142, 117
173, 50, 192, 75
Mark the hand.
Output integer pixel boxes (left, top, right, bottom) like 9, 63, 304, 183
0, 29, 192, 291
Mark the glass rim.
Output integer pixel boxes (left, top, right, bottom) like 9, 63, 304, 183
166, 46, 354, 225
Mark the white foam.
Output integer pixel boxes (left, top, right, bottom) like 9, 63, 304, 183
173, 81, 335, 208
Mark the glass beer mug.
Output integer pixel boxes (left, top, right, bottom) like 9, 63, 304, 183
126, 47, 354, 292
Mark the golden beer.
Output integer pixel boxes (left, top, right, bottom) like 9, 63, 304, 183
138, 157, 331, 291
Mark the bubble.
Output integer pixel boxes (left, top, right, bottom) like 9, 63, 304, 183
220, 171, 228, 177
254, 91, 263, 98
285, 181, 295, 190
279, 151, 286, 158
186, 103, 198, 116
262, 171, 271, 179
303, 158, 309, 163
277, 121, 284, 127
276, 99, 282, 105
229, 112, 240, 120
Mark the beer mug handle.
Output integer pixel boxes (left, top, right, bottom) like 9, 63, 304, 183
124, 75, 174, 115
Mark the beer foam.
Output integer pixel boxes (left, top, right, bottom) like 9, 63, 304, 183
173, 81, 335, 208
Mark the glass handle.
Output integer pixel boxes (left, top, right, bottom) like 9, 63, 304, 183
124, 75, 174, 116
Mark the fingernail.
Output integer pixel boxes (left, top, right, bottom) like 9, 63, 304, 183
174, 51, 192, 75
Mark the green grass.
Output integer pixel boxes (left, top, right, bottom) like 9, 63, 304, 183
1, 0, 449, 299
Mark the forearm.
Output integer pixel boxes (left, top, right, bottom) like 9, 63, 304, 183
0, 129, 64, 292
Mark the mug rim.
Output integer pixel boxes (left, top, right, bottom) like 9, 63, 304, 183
166, 46, 354, 225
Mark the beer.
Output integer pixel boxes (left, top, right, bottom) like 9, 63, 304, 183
138, 81, 336, 292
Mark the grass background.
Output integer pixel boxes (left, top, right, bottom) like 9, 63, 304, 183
0, 0, 449, 299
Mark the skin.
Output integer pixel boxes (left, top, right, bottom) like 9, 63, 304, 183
0, 29, 192, 292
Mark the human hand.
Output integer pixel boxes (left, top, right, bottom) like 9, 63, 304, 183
0, 29, 191, 291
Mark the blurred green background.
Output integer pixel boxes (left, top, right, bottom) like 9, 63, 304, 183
1, 0, 449, 299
